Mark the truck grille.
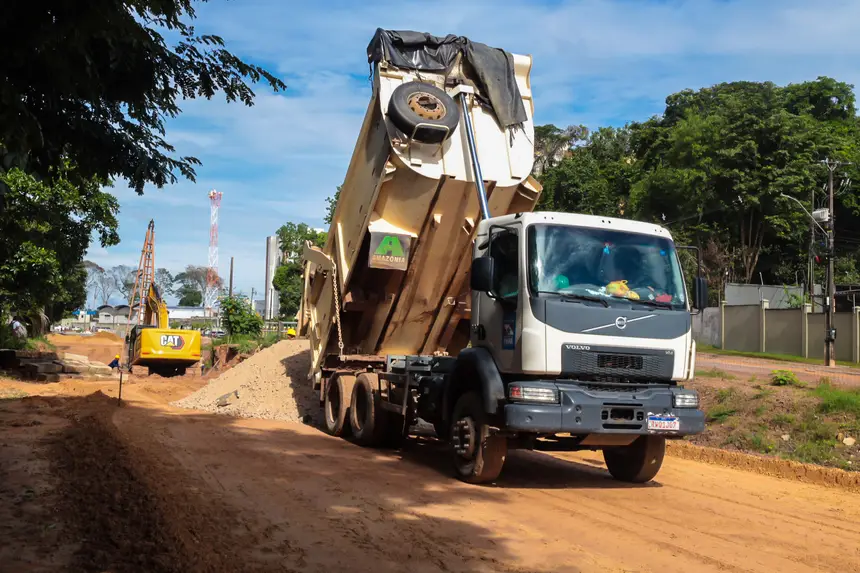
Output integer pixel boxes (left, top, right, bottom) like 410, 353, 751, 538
597, 354, 643, 370
561, 344, 674, 381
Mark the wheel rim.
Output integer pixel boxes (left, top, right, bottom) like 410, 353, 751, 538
407, 92, 446, 120
452, 416, 477, 460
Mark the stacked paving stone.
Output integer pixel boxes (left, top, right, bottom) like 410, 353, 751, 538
0, 350, 115, 382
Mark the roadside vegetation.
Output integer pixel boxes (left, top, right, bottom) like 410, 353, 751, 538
0, 324, 56, 352
203, 295, 282, 368
691, 370, 860, 470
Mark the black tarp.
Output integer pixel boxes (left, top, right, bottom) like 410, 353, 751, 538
367, 29, 527, 129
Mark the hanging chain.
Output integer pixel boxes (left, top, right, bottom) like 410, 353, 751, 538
331, 264, 345, 357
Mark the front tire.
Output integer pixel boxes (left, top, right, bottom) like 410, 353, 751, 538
450, 392, 507, 484
603, 436, 666, 483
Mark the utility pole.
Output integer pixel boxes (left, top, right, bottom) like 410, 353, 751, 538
825, 164, 836, 366
821, 158, 849, 367
228, 256, 234, 297
809, 185, 815, 312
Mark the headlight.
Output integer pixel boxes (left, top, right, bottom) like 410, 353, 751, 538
673, 391, 699, 408
509, 384, 559, 404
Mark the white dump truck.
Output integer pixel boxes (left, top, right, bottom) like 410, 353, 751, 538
299, 29, 707, 484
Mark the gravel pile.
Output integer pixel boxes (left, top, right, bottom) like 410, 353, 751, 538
172, 339, 319, 425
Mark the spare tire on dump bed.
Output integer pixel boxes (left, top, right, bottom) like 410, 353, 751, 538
387, 81, 460, 144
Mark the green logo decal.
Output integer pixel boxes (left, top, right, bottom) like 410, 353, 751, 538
374, 235, 404, 257
369, 231, 411, 270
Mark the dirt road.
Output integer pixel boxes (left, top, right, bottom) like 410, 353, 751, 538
2, 376, 857, 573
697, 352, 860, 386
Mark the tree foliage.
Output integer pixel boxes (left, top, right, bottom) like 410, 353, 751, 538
534, 77, 860, 298
0, 167, 118, 320
174, 265, 223, 302
324, 186, 342, 226
272, 222, 325, 319
220, 294, 262, 336
0, 0, 286, 193
276, 222, 326, 264
176, 285, 204, 307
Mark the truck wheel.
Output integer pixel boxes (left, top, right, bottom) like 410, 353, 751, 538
603, 436, 666, 483
433, 422, 450, 442
388, 81, 460, 144
349, 373, 389, 447
324, 373, 354, 437
450, 392, 507, 484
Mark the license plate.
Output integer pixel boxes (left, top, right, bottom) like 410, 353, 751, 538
647, 416, 680, 431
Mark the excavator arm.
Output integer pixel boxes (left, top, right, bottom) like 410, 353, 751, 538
143, 283, 170, 328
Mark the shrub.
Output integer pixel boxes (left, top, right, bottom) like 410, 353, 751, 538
770, 369, 805, 387
220, 295, 263, 336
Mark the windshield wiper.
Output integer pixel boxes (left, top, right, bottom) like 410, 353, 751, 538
536, 291, 609, 307
630, 299, 675, 310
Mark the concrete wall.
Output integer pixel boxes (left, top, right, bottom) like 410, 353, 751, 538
692, 308, 721, 347
764, 309, 803, 356
725, 283, 823, 311
709, 303, 860, 362
723, 305, 761, 352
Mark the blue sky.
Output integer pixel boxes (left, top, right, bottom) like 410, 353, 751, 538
86, 0, 860, 304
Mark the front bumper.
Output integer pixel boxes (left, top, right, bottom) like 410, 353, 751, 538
503, 381, 705, 436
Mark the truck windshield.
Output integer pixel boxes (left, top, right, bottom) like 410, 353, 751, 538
527, 223, 687, 310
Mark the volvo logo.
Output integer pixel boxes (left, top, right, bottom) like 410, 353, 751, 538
581, 314, 656, 333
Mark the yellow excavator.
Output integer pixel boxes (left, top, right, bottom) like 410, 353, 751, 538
124, 220, 202, 376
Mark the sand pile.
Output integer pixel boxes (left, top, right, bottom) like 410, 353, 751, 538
92, 331, 123, 342
172, 339, 319, 425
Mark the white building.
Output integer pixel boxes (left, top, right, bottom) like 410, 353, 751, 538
264, 235, 282, 320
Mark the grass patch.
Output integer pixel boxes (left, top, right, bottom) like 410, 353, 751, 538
0, 388, 28, 400
813, 382, 860, 417
751, 385, 775, 400
210, 332, 284, 358
770, 369, 806, 388
698, 345, 860, 369
715, 388, 736, 403
772, 413, 796, 426
707, 404, 737, 423
750, 431, 777, 454
696, 367, 737, 380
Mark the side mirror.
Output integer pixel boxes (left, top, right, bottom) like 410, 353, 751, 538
692, 276, 708, 310
471, 257, 495, 292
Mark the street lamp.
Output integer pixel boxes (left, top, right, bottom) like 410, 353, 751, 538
780, 193, 835, 367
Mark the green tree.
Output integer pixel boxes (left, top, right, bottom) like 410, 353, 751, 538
537, 125, 635, 216
533, 124, 588, 176
0, 0, 286, 193
176, 285, 203, 307
272, 222, 325, 319
272, 262, 303, 319
174, 265, 222, 304
276, 222, 326, 263
0, 166, 118, 320
630, 78, 858, 284
324, 186, 342, 226
220, 294, 262, 336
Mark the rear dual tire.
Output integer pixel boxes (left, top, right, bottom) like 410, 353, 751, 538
324, 372, 355, 437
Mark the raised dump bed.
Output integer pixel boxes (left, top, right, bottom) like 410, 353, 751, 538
300, 30, 541, 386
